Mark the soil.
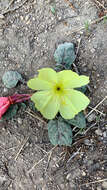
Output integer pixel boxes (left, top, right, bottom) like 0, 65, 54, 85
0, 0, 107, 190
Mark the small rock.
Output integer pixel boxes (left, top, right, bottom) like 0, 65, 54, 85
17, 118, 22, 125
3, 88, 8, 93
81, 171, 86, 176
90, 48, 95, 53
82, 66, 88, 72
102, 181, 107, 189
0, 14, 5, 19
97, 186, 102, 190
103, 131, 107, 138
87, 113, 96, 122
95, 129, 102, 136
66, 173, 71, 180
60, 184, 64, 189
89, 163, 100, 173
84, 139, 92, 146
69, 181, 76, 188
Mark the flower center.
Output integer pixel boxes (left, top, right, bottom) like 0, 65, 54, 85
56, 86, 61, 91
53, 83, 64, 95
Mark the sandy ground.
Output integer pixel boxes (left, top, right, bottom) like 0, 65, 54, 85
0, 0, 107, 189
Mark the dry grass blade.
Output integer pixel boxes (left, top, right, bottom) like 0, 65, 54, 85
80, 178, 107, 186
25, 110, 47, 125
93, 0, 106, 10
4, 0, 15, 11
69, 14, 107, 34
14, 136, 30, 161
86, 96, 107, 118
67, 147, 81, 163
2, 0, 29, 15
83, 122, 97, 135
35, 144, 47, 154
88, 106, 106, 116
27, 145, 57, 174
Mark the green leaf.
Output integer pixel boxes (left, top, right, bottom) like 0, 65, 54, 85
54, 42, 76, 69
3, 104, 18, 120
48, 118, 72, 146
2, 71, 23, 88
65, 112, 86, 129
28, 101, 37, 112
18, 103, 26, 110
76, 85, 87, 93
84, 21, 90, 31
51, 6, 56, 15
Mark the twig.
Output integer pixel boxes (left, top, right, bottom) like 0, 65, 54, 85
44, 151, 53, 172
64, 0, 77, 11
67, 147, 81, 162
93, 0, 106, 10
79, 178, 107, 187
25, 110, 47, 125
2, 0, 29, 15
83, 122, 97, 135
27, 145, 57, 174
70, 15, 107, 34
4, 0, 15, 11
88, 106, 106, 116
34, 144, 47, 154
71, 136, 90, 147
86, 96, 107, 118
14, 136, 30, 161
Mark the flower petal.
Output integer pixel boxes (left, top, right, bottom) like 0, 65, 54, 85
65, 89, 90, 112
27, 78, 52, 90
31, 91, 52, 111
59, 95, 78, 119
41, 95, 60, 119
59, 89, 90, 119
57, 70, 89, 88
38, 68, 57, 83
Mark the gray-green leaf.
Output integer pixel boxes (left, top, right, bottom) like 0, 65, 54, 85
54, 42, 76, 69
65, 112, 86, 128
2, 71, 23, 88
3, 104, 18, 120
48, 118, 72, 146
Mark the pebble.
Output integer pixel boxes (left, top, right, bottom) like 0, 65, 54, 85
87, 113, 96, 122
89, 163, 100, 173
84, 139, 92, 146
60, 184, 65, 189
95, 129, 102, 136
82, 66, 88, 72
3, 88, 8, 93
103, 131, 107, 138
102, 181, 107, 189
81, 171, 86, 176
66, 173, 71, 180
97, 186, 102, 190
17, 118, 22, 125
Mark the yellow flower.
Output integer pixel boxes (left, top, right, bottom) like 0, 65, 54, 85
27, 68, 90, 119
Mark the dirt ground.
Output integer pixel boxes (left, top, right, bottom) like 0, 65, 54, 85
0, 0, 107, 189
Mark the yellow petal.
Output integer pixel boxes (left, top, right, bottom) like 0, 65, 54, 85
27, 78, 52, 90
31, 91, 52, 111
38, 68, 57, 83
65, 89, 90, 112
57, 70, 89, 88
41, 96, 60, 119
59, 95, 78, 119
